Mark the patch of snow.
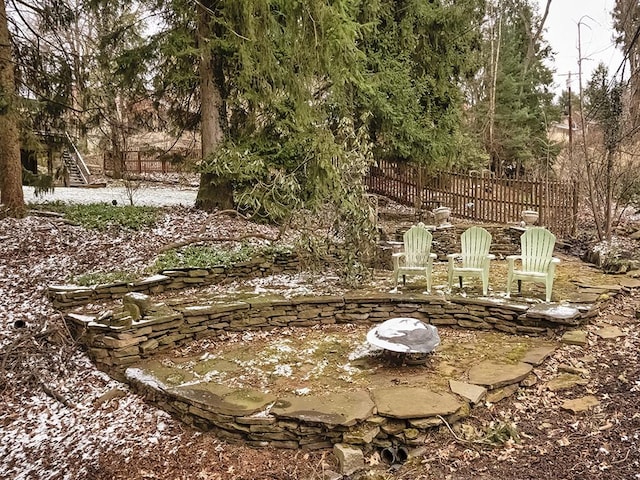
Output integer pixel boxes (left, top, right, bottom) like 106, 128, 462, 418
124, 368, 168, 390
273, 364, 293, 377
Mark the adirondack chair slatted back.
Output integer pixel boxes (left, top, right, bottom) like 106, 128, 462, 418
403, 223, 433, 267
461, 226, 492, 268
520, 228, 556, 272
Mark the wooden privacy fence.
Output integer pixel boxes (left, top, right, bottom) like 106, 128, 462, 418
104, 151, 194, 174
366, 159, 578, 238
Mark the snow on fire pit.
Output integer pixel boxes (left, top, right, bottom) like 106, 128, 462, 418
366, 317, 440, 354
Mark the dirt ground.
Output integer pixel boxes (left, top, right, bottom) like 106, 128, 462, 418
1, 191, 640, 480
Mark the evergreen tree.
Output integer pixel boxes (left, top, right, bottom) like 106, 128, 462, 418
470, 0, 560, 178
181, 0, 370, 216
354, 0, 484, 168
152, 0, 485, 214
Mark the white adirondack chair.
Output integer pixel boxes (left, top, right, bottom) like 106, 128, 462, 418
392, 222, 437, 292
506, 227, 560, 302
447, 226, 495, 296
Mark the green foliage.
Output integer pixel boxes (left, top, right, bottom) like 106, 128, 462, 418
195, 0, 368, 219
70, 270, 138, 286
467, 0, 561, 177
355, 0, 484, 166
30, 202, 159, 230
152, 243, 292, 271
187, 0, 485, 219
481, 420, 521, 446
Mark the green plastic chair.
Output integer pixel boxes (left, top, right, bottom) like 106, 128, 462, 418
392, 222, 437, 292
506, 227, 560, 302
447, 226, 495, 296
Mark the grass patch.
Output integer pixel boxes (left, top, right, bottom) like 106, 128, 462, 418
70, 271, 138, 286
30, 201, 159, 231
152, 244, 292, 271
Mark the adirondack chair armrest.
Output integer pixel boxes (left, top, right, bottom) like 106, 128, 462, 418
447, 253, 461, 267
506, 254, 522, 268
487, 254, 496, 260
551, 257, 560, 264
392, 252, 405, 269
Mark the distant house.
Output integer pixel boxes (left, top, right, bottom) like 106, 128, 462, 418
549, 116, 579, 143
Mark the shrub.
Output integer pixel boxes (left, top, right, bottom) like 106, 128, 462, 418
30, 202, 159, 231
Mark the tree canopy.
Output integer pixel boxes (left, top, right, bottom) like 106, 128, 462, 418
2, 0, 563, 222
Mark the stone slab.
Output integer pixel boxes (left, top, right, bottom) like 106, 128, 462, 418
619, 277, 640, 289
468, 361, 532, 390
594, 325, 625, 339
561, 395, 600, 413
271, 391, 374, 427
169, 382, 276, 416
546, 373, 588, 392
525, 304, 581, 323
561, 330, 588, 346
449, 380, 486, 404
522, 345, 557, 366
485, 384, 519, 403
372, 387, 463, 419
133, 274, 170, 285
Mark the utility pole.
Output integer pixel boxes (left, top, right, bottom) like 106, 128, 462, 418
567, 72, 572, 161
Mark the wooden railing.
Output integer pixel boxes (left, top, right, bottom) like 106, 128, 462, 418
103, 151, 195, 174
366, 160, 578, 238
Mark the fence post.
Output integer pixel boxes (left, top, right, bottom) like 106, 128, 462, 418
572, 182, 579, 236
538, 179, 545, 227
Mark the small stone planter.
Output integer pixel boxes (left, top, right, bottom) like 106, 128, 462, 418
433, 206, 451, 226
521, 210, 539, 227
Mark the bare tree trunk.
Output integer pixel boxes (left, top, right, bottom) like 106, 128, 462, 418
0, 0, 25, 215
614, 0, 640, 128
195, 1, 233, 211
605, 150, 614, 239
521, 0, 552, 82
578, 23, 603, 241
488, 8, 501, 175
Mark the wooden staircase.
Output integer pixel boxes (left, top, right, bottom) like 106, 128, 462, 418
61, 133, 93, 186
62, 150, 87, 186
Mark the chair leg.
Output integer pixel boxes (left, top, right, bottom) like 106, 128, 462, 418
424, 268, 432, 294
517, 280, 522, 293
459, 276, 463, 289
402, 275, 406, 285
545, 278, 553, 302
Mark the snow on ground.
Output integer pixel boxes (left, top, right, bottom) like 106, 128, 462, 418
0, 189, 315, 479
23, 184, 198, 207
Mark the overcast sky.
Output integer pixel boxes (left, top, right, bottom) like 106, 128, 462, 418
534, 0, 625, 95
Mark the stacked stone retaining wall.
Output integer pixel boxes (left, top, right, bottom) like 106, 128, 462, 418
64, 291, 592, 450
65, 293, 593, 376
49, 253, 301, 309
